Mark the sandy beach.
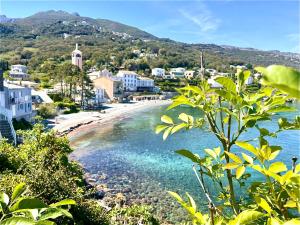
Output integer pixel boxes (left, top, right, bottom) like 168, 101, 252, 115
52, 99, 171, 136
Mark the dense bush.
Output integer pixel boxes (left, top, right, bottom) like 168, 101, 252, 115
38, 103, 57, 118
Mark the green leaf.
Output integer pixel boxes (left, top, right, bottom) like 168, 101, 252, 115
205, 149, 217, 159
171, 123, 187, 134
49, 199, 76, 207
39, 207, 73, 220
224, 162, 240, 169
163, 126, 173, 140
214, 147, 221, 157
236, 141, 258, 155
283, 219, 300, 225
178, 113, 194, 124
161, 115, 174, 124
268, 217, 282, 225
168, 191, 183, 203
36, 221, 56, 225
256, 65, 300, 99
11, 183, 26, 203
10, 198, 48, 212
236, 166, 245, 179
229, 210, 265, 225
225, 151, 242, 163
186, 192, 197, 211
267, 106, 296, 113
215, 77, 237, 93
0, 192, 9, 205
284, 200, 297, 208
241, 153, 253, 164
176, 149, 201, 164
255, 196, 272, 214
155, 124, 168, 134
1, 217, 35, 225
269, 162, 287, 174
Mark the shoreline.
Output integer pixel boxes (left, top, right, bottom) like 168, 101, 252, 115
51, 99, 171, 137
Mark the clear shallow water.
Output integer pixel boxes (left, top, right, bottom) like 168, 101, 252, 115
69, 103, 300, 224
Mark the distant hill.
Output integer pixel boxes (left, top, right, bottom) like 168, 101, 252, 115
0, 10, 299, 70
2, 10, 158, 40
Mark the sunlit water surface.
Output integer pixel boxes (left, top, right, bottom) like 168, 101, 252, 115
69, 103, 300, 223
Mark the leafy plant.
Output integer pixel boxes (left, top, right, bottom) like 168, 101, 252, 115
0, 183, 75, 224
156, 66, 300, 224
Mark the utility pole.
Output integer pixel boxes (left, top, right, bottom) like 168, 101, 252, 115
200, 51, 205, 80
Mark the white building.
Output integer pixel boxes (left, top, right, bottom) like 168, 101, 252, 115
170, 68, 186, 79
205, 68, 218, 76
184, 70, 195, 79
94, 88, 105, 104
116, 70, 155, 92
137, 77, 155, 92
152, 68, 165, 77
9, 65, 29, 80
116, 71, 138, 91
230, 65, 247, 70
71, 43, 82, 70
0, 81, 33, 121
0, 74, 33, 143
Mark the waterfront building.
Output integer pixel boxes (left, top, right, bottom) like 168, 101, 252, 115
137, 77, 155, 92
0, 71, 33, 143
184, 70, 195, 79
170, 68, 186, 79
116, 70, 155, 92
71, 43, 82, 70
151, 68, 165, 77
93, 76, 123, 102
116, 71, 138, 91
9, 64, 29, 80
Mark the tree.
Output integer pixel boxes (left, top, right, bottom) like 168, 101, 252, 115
156, 66, 300, 224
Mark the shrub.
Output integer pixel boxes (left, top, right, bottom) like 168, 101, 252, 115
38, 103, 57, 119
0, 124, 107, 224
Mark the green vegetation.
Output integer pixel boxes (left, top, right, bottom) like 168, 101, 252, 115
157, 66, 300, 224
0, 183, 75, 224
0, 123, 158, 224
37, 104, 57, 119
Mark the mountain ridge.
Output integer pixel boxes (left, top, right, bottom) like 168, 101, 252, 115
0, 10, 299, 70
1, 10, 299, 56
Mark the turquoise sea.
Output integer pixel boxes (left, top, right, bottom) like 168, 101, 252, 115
69, 103, 300, 223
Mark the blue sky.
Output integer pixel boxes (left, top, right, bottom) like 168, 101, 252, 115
1, 0, 299, 53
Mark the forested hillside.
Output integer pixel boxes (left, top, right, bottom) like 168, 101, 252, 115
0, 10, 299, 75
